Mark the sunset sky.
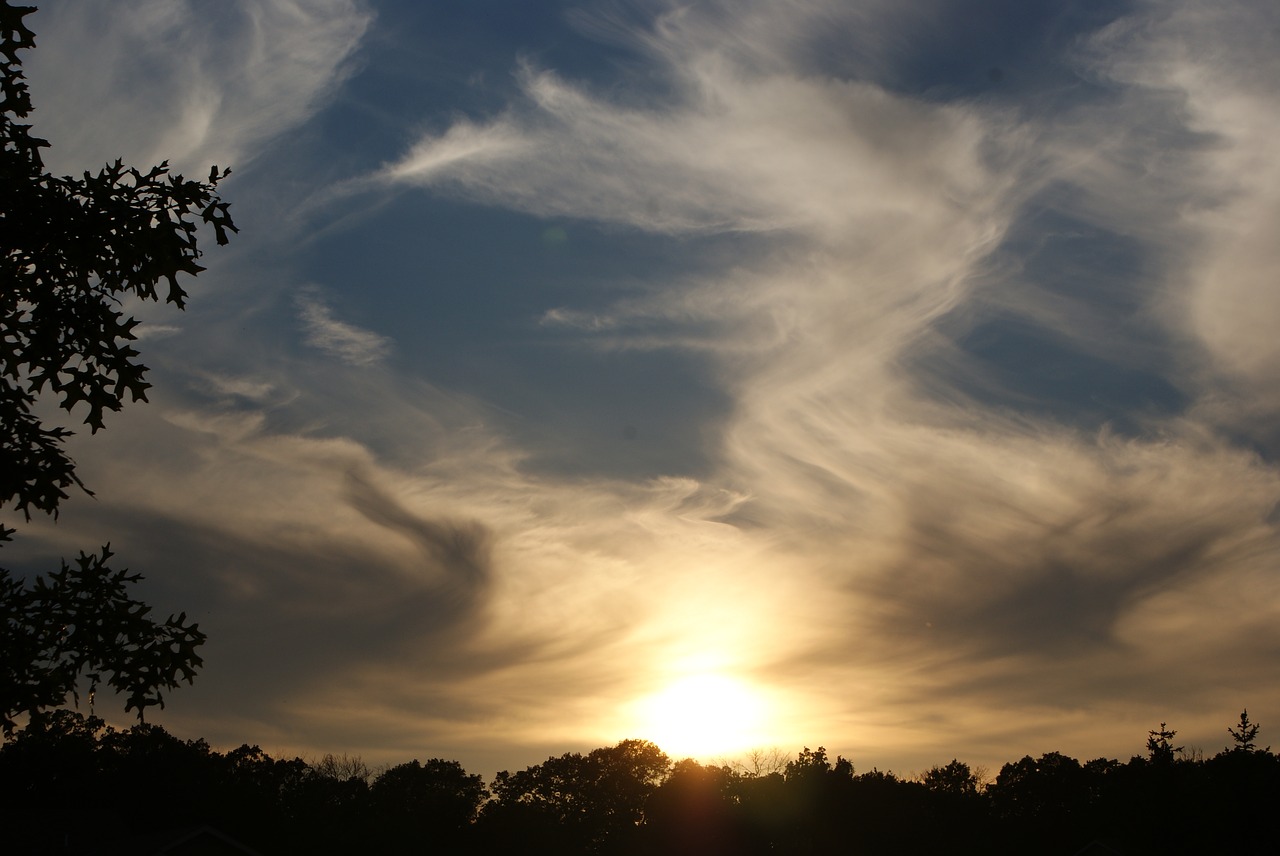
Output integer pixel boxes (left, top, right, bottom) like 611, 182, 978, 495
12, 0, 1280, 779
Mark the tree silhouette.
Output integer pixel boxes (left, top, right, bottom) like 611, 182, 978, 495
1227, 709, 1263, 753
921, 758, 980, 795
311, 751, 373, 784
989, 752, 1090, 833
644, 759, 751, 856
1145, 722, 1182, 765
3, 713, 1279, 855
481, 739, 670, 854
0, 1, 231, 730
371, 757, 488, 846
1, 547, 205, 735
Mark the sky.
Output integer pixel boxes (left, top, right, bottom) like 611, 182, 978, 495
11, 0, 1280, 780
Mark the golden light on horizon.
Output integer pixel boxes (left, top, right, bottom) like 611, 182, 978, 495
628, 672, 773, 759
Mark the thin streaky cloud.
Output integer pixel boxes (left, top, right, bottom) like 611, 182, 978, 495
297, 289, 392, 366
14, 0, 1280, 777
372, 0, 1280, 751
26, 0, 372, 175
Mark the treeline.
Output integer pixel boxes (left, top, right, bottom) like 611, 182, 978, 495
1, 710, 1277, 855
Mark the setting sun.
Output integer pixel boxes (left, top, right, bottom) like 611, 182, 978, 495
630, 673, 771, 759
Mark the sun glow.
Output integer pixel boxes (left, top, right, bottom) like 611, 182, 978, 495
630, 673, 771, 759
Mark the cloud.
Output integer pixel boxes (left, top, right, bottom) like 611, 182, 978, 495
25, 0, 372, 175
368, 0, 1280, 763
296, 289, 392, 366
10, 372, 794, 759
1087, 1, 1280, 427
16, 0, 1280, 774
381, 58, 1009, 242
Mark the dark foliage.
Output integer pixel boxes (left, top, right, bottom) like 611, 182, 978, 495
5, 711, 1277, 855
642, 759, 752, 856
1, 0, 230, 730
372, 757, 488, 848
1, 2, 235, 523
1228, 708, 1265, 753
478, 739, 671, 854
1144, 722, 1181, 765
0, 545, 205, 736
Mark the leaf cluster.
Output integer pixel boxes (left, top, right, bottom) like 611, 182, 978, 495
0, 545, 205, 736
1, 1, 236, 522
1, 0, 227, 731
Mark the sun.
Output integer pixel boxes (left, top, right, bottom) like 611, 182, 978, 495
630, 672, 771, 759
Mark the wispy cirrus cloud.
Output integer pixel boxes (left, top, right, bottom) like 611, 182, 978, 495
371, 0, 1280, 764
26, 0, 372, 175
381, 56, 1011, 242
17, 0, 1280, 777
297, 288, 392, 366
1088, 1, 1280, 427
